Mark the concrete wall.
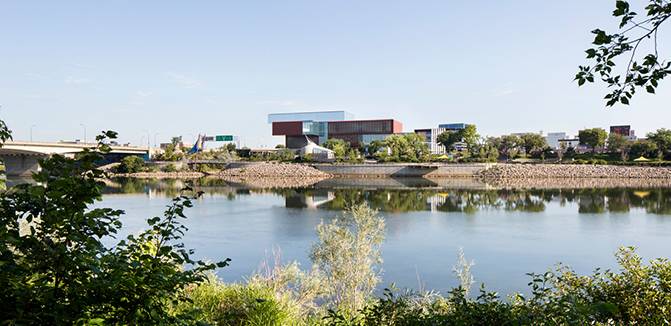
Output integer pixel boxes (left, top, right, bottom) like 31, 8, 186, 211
312, 163, 496, 177
1, 154, 49, 176
146, 160, 188, 170
226, 162, 266, 169
314, 177, 492, 189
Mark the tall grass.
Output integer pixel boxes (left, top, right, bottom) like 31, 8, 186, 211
180, 275, 299, 326
178, 200, 671, 326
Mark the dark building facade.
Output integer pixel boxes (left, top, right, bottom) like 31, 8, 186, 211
272, 119, 403, 149
610, 125, 632, 136
327, 119, 402, 148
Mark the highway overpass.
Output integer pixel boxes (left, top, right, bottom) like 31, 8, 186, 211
0, 141, 150, 176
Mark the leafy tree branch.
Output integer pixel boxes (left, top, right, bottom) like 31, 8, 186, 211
575, 0, 671, 106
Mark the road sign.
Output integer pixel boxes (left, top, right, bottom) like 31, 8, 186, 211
203, 136, 214, 141
216, 135, 233, 141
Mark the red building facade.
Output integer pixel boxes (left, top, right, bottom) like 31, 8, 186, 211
272, 119, 403, 148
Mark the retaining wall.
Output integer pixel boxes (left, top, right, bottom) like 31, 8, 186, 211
312, 163, 496, 177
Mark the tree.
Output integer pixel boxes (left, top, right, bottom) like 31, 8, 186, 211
575, 0, 671, 106
0, 118, 13, 185
607, 133, 630, 153
322, 138, 350, 160
437, 130, 461, 153
630, 140, 657, 158
275, 144, 285, 149
460, 124, 479, 155
646, 128, 671, 155
579, 128, 608, 156
171, 136, 182, 147
116, 155, 146, 173
519, 133, 547, 157
381, 134, 428, 162
368, 139, 382, 156
485, 136, 501, 160
226, 142, 236, 152
503, 134, 521, 161
358, 141, 366, 156
404, 133, 429, 161
0, 130, 229, 324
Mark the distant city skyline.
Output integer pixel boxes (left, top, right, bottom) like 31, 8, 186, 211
2, 1, 669, 148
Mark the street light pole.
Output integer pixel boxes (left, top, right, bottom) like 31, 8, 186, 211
189, 133, 195, 143
30, 125, 36, 142
154, 133, 159, 148
143, 130, 150, 148
80, 124, 86, 143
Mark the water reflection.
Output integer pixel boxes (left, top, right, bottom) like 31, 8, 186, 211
104, 177, 671, 215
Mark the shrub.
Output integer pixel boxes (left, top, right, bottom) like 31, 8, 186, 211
115, 155, 145, 173
165, 163, 177, 172
182, 278, 295, 326
549, 246, 671, 325
309, 204, 386, 317
0, 131, 229, 325
298, 153, 313, 163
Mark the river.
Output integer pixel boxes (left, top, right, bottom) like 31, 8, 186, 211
97, 177, 671, 297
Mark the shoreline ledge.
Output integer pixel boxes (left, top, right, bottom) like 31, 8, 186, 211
104, 162, 671, 180
479, 163, 671, 179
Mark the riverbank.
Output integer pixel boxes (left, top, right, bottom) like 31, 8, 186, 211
213, 161, 332, 178
104, 161, 671, 180
479, 163, 671, 179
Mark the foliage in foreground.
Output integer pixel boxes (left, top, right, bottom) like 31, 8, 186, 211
0, 131, 229, 325
184, 244, 671, 326
575, 0, 671, 106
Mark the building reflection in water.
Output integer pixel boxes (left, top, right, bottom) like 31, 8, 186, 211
104, 177, 671, 215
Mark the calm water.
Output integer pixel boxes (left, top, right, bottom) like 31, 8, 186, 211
98, 177, 671, 296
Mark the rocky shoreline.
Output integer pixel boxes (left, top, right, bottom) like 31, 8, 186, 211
213, 162, 332, 178
484, 177, 671, 189
479, 163, 671, 179
104, 162, 671, 182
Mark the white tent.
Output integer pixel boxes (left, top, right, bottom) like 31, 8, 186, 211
300, 137, 335, 162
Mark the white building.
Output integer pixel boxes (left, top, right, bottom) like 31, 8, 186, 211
545, 132, 567, 149
414, 123, 470, 154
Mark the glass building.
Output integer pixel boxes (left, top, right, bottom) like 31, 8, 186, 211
268, 111, 354, 124
438, 123, 467, 131
272, 114, 403, 149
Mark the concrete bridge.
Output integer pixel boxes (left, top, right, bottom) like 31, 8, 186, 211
0, 141, 150, 176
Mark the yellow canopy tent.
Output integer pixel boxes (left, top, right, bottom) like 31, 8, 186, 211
633, 191, 650, 198
633, 156, 650, 162
437, 154, 452, 160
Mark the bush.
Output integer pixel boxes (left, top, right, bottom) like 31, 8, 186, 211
0, 131, 229, 325
115, 155, 145, 173
182, 278, 295, 326
165, 163, 177, 172
297, 153, 313, 163
548, 246, 671, 325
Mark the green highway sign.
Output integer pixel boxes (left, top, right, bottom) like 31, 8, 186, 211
216, 135, 233, 141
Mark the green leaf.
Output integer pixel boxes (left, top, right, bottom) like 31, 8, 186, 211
646, 85, 655, 93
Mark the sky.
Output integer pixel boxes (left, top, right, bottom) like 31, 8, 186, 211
1, 0, 669, 149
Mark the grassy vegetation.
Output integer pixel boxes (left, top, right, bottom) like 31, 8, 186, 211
179, 246, 671, 326
176, 204, 671, 326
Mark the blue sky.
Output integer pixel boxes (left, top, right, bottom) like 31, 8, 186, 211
2, 0, 669, 148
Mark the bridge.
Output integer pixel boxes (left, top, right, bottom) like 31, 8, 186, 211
0, 141, 150, 176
